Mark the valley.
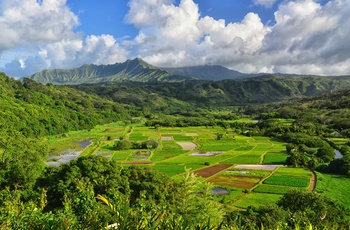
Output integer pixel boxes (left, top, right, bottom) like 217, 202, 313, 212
0, 64, 350, 228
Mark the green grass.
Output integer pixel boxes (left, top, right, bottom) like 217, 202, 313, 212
172, 135, 194, 141
263, 152, 288, 164
254, 184, 304, 194
234, 146, 255, 151
151, 141, 188, 161
111, 150, 133, 161
233, 193, 282, 209
152, 164, 203, 177
274, 167, 311, 177
212, 188, 243, 204
198, 140, 241, 151
263, 176, 309, 187
315, 172, 350, 210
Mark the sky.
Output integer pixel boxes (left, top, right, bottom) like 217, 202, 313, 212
0, 0, 349, 78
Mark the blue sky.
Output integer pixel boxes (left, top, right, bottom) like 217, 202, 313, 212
0, 0, 349, 78
67, 0, 279, 39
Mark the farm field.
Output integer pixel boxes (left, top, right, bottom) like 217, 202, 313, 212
43, 123, 324, 209
315, 172, 350, 209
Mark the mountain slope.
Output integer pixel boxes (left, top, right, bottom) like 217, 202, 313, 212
28, 58, 191, 85
0, 73, 132, 137
162, 65, 260, 81
72, 74, 350, 107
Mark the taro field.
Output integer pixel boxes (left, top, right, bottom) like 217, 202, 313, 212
44, 122, 315, 209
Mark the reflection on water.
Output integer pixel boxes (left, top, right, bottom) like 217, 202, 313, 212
74, 140, 91, 148
334, 149, 343, 159
210, 188, 230, 195
46, 140, 92, 167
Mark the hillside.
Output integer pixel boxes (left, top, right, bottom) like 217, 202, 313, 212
27, 58, 192, 85
0, 73, 133, 137
162, 65, 260, 80
73, 75, 350, 107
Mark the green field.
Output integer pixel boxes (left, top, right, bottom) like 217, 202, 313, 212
254, 184, 304, 194
44, 123, 334, 209
263, 176, 310, 187
315, 172, 350, 209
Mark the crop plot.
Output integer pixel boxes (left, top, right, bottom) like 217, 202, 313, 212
274, 167, 311, 177
172, 135, 194, 141
207, 174, 261, 189
253, 184, 304, 194
129, 150, 150, 161
176, 141, 197, 150
208, 168, 271, 189
151, 141, 188, 161
234, 164, 283, 170
111, 150, 133, 161
193, 164, 233, 178
263, 152, 288, 164
152, 164, 203, 177
263, 176, 310, 187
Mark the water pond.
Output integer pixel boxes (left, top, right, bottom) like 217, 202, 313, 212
46, 140, 92, 167
334, 149, 343, 159
210, 188, 230, 195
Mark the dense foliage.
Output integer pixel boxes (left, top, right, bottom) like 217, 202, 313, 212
1, 156, 349, 229
0, 73, 134, 137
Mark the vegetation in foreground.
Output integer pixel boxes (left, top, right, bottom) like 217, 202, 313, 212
1, 156, 349, 229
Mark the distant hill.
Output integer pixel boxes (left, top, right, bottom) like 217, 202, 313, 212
162, 65, 260, 81
72, 74, 350, 107
27, 58, 192, 85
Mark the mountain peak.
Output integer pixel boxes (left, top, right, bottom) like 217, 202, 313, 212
27, 59, 190, 85
125, 58, 157, 69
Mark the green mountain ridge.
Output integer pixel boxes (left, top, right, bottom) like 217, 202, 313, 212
28, 58, 192, 85
162, 65, 260, 80
73, 74, 350, 108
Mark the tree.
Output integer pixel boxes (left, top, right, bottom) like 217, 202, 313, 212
0, 124, 47, 190
36, 156, 127, 210
316, 146, 335, 163
277, 190, 350, 229
114, 140, 132, 150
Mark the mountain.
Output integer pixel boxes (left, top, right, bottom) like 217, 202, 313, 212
27, 58, 192, 85
162, 65, 260, 81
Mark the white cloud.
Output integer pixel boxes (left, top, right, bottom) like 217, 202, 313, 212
259, 0, 350, 74
126, 0, 350, 75
126, 0, 270, 70
0, 0, 128, 77
253, 0, 277, 8
0, 0, 79, 51
2, 35, 128, 77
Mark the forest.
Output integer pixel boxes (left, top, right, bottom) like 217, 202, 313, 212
0, 71, 349, 229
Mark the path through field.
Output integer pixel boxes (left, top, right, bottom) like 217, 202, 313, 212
308, 168, 316, 192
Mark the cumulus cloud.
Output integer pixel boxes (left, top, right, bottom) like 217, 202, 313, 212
126, 0, 270, 71
125, 0, 350, 75
260, 0, 350, 74
2, 35, 128, 77
0, 0, 79, 51
253, 0, 277, 8
0, 0, 128, 77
